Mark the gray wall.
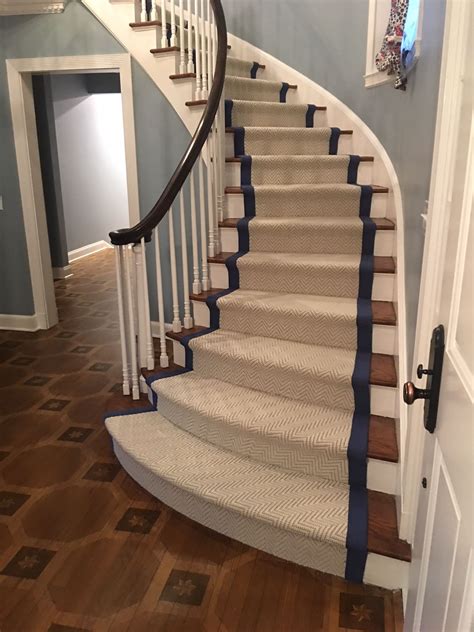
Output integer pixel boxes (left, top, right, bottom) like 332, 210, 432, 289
32, 74, 69, 270
223, 0, 446, 359
50, 73, 129, 252
0, 0, 189, 316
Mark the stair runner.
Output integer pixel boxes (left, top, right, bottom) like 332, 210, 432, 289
106, 55, 396, 584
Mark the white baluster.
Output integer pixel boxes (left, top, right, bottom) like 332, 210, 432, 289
140, 0, 147, 22
179, 0, 186, 73
154, 227, 169, 368
205, 140, 216, 257
124, 245, 140, 400
140, 238, 155, 370
133, 243, 147, 369
207, 0, 213, 86
115, 246, 131, 396
200, 0, 208, 97
168, 207, 182, 332
198, 154, 211, 290
160, 0, 167, 48
219, 98, 226, 222
179, 188, 193, 329
194, 0, 202, 98
211, 124, 221, 253
189, 168, 201, 294
170, 0, 177, 47
150, 0, 158, 21
187, 0, 194, 73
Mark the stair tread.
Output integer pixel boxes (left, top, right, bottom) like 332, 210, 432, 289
226, 75, 297, 89
183, 328, 397, 388
106, 410, 409, 561
152, 370, 398, 463
225, 184, 390, 194
219, 217, 395, 230
226, 154, 374, 162
208, 251, 396, 274
226, 126, 353, 134
227, 98, 328, 111
190, 287, 397, 326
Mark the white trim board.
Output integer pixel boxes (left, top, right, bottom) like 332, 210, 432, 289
52, 264, 72, 280
6, 53, 140, 331
68, 240, 113, 263
0, 313, 41, 332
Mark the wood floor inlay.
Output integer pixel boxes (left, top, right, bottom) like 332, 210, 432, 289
0, 250, 404, 630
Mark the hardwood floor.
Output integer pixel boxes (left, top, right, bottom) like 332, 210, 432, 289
0, 250, 403, 631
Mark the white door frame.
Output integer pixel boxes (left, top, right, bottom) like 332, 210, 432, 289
6, 53, 140, 330
399, 0, 470, 542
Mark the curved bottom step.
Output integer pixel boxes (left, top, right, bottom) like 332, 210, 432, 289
106, 410, 409, 591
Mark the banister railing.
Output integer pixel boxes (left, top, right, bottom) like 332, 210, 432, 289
111, 0, 227, 398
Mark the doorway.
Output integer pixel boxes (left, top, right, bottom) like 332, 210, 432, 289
6, 54, 140, 330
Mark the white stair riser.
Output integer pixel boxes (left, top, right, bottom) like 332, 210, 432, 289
219, 226, 395, 257
368, 459, 398, 495
225, 161, 373, 187
209, 262, 395, 303
192, 299, 397, 356
225, 131, 353, 158
225, 190, 387, 219
169, 335, 397, 418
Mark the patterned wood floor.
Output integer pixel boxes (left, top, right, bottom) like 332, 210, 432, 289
0, 250, 403, 631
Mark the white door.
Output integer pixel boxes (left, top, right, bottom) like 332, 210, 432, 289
404, 1, 473, 630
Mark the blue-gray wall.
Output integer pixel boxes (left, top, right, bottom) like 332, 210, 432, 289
223, 0, 446, 359
0, 0, 189, 317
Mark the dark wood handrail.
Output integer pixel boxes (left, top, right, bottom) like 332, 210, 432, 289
109, 0, 227, 246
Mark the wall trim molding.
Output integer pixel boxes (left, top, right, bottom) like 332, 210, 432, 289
52, 264, 72, 279
68, 240, 112, 263
0, 313, 42, 332
6, 53, 140, 331
0, 1, 64, 15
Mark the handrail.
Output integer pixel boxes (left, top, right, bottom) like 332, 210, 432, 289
109, 0, 227, 246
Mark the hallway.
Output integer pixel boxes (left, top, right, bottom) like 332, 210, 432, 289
0, 250, 403, 631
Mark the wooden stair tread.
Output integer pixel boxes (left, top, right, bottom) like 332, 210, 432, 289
170, 72, 196, 79
186, 99, 208, 107
225, 155, 374, 163
191, 288, 396, 326
218, 217, 395, 230
151, 46, 180, 54
130, 20, 162, 27
209, 252, 396, 274
368, 490, 411, 562
371, 354, 397, 388
225, 185, 388, 194
369, 415, 399, 462
225, 127, 353, 134
167, 326, 207, 342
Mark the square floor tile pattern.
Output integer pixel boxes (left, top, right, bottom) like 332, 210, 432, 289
339, 592, 385, 631
159, 569, 211, 606
0, 491, 30, 516
115, 508, 161, 534
83, 462, 121, 482
57, 427, 95, 443
1, 546, 56, 579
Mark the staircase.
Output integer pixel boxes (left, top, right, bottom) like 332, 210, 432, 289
85, 0, 411, 592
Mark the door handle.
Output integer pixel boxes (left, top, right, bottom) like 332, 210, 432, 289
403, 325, 445, 433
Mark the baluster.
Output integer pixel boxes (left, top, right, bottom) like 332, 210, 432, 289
187, 0, 194, 73
194, 0, 202, 98
179, 0, 186, 73
200, 0, 208, 97
150, 0, 158, 21
189, 168, 201, 294
205, 140, 216, 258
154, 227, 169, 368
198, 154, 211, 290
160, 0, 167, 48
170, 0, 177, 47
168, 207, 182, 332
133, 243, 147, 369
219, 98, 226, 222
179, 188, 193, 329
115, 246, 131, 396
124, 245, 140, 399
140, 0, 147, 22
140, 238, 155, 370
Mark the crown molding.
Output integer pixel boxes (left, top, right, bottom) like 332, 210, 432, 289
0, 1, 65, 15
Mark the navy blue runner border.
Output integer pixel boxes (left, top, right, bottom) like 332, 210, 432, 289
225, 100, 322, 129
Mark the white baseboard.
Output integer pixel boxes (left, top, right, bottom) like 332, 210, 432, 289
0, 313, 41, 331
68, 240, 112, 263
52, 265, 73, 280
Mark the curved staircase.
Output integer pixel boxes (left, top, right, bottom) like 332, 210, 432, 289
91, 0, 411, 592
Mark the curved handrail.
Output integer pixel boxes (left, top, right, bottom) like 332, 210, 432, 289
109, 0, 227, 246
